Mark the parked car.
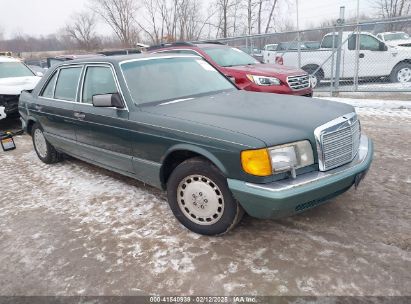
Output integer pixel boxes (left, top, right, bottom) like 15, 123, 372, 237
376, 31, 411, 47
148, 42, 312, 97
46, 54, 104, 68
0, 56, 41, 120
266, 31, 411, 87
19, 54, 373, 235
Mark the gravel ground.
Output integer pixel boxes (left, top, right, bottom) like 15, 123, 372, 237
0, 106, 410, 296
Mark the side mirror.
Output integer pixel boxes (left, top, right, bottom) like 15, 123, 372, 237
36, 71, 44, 77
92, 93, 125, 109
379, 42, 388, 51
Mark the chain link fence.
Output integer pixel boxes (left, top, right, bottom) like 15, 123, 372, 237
206, 16, 411, 94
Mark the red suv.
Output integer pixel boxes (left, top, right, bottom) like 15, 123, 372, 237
148, 42, 313, 97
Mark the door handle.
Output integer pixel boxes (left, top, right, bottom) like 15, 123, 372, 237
73, 112, 85, 120
34, 104, 43, 111
359, 53, 365, 58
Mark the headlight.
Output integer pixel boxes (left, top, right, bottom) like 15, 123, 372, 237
246, 74, 281, 86
269, 141, 314, 178
241, 140, 314, 177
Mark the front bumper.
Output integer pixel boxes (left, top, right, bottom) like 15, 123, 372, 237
228, 135, 373, 219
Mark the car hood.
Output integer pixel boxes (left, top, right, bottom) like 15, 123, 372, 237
145, 90, 355, 147
224, 63, 306, 77
0, 76, 41, 95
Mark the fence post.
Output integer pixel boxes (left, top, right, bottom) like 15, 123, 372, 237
330, 28, 336, 96
333, 6, 345, 96
353, 26, 360, 91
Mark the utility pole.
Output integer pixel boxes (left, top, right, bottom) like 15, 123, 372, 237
296, 0, 301, 68
333, 6, 345, 96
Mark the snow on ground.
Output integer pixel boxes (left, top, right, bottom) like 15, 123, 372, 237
0, 98, 410, 296
317, 97, 411, 118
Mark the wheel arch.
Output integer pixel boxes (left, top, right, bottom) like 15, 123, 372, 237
26, 116, 38, 135
302, 64, 324, 78
160, 144, 228, 190
392, 59, 411, 71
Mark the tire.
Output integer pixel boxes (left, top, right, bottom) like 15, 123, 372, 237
390, 62, 411, 83
32, 123, 61, 164
166, 157, 244, 236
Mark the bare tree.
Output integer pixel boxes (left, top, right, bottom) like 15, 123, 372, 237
65, 12, 99, 50
215, 0, 236, 38
375, 0, 411, 18
90, 0, 140, 47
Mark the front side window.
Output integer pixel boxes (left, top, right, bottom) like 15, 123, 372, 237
121, 57, 235, 105
54, 67, 82, 101
82, 66, 118, 104
41, 71, 58, 98
348, 34, 381, 51
203, 47, 259, 67
0, 62, 35, 78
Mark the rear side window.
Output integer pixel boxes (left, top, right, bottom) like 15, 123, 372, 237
321, 35, 339, 48
41, 71, 58, 98
82, 66, 118, 104
54, 67, 82, 101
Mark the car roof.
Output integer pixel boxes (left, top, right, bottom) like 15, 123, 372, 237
58, 53, 201, 65
194, 43, 228, 49
0, 56, 20, 63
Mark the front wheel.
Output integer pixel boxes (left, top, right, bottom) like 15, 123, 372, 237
166, 157, 244, 235
32, 123, 61, 164
390, 63, 411, 83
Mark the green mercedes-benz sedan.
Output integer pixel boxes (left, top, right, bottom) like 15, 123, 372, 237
19, 54, 373, 235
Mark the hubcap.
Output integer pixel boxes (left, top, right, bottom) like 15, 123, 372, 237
310, 75, 318, 88
397, 67, 411, 83
177, 175, 224, 225
34, 129, 47, 158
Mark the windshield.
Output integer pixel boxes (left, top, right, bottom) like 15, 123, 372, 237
203, 47, 259, 67
121, 57, 236, 105
384, 33, 410, 41
0, 62, 35, 78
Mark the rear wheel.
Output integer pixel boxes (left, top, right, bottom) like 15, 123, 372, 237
390, 62, 411, 83
166, 157, 244, 235
32, 123, 61, 164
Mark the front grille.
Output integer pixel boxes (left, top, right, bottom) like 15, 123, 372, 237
399, 43, 411, 47
287, 74, 310, 90
315, 113, 361, 171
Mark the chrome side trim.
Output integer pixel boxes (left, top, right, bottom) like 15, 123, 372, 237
245, 134, 369, 192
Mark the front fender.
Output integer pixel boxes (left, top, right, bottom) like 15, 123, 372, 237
161, 143, 229, 176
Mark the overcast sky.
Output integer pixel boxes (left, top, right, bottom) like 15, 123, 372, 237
0, 0, 371, 38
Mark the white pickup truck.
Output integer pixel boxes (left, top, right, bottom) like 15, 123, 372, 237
265, 32, 411, 87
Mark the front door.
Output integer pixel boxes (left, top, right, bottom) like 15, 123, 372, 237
344, 34, 392, 78
73, 64, 133, 174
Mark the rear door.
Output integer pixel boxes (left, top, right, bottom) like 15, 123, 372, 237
34, 65, 83, 153
73, 64, 133, 173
